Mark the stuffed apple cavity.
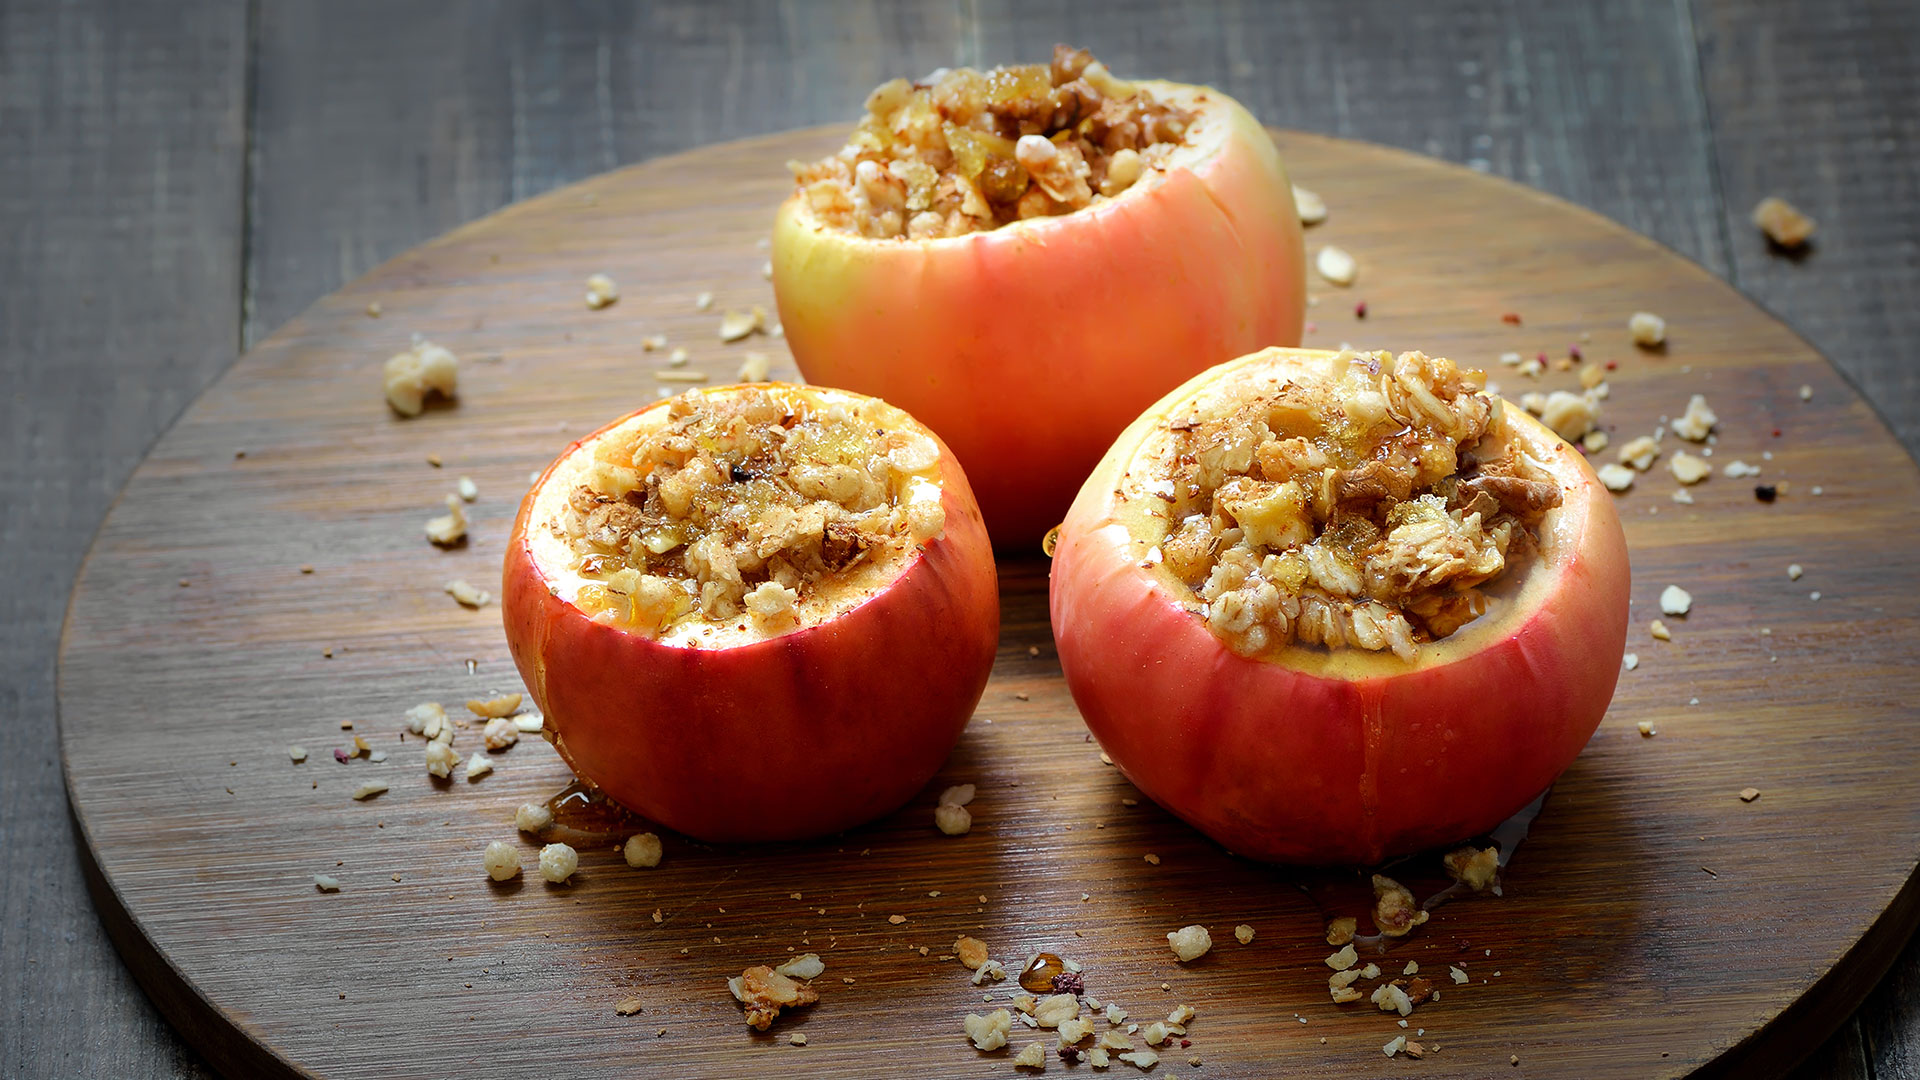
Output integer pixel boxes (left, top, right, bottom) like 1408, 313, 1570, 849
774, 47, 1307, 547
1049, 347, 1630, 864
505, 384, 999, 842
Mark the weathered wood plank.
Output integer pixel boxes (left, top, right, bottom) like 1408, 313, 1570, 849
0, 0, 248, 1078
1692, 0, 1920, 454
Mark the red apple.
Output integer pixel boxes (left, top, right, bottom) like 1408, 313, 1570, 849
773, 71, 1306, 549
1049, 348, 1630, 864
503, 385, 999, 842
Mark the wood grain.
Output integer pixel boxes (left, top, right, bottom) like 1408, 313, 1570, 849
0, 1, 244, 1077
56, 126, 1920, 1079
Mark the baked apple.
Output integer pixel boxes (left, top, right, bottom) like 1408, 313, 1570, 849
773, 46, 1307, 548
1049, 348, 1629, 864
502, 384, 999, 842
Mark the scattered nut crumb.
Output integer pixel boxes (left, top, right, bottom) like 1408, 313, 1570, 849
313, 874, 341, 892
934, 802, 973, 836
1650, 619, 1672, 641
655, 369, 708, 383
738, 351, 773, 382
1629, 311, 1667, 347
774, 953, 825, 980
1293, 185, 1327, 225
1740, 787, 1762, 803
1752, 196, 1816, 249
788, 1032, 807, 1047
516, 801, 554, 834
585, 273, 619, 309
642, 334, 667, 351
424, 740, 457, 779
718, 308, 763, 342
350, 781, 388, 801
1315, 245, 1357, 286
1722, 459, 1762, 478
1013, 1041, 1047, 1068
956, 936, 990, 969
1597, 463, 1636, 492
539, 842, 579, 883
481, 716, 518, 750
1672, 395, 1717, 441
624, 832, 664, 868
1660, 585, 1693, 616
445, 579, 491, 608
288, 745, 308, 763
1371, 874, 1427, 937
456, 476, 478, 501
695, 291, 714, 311
1617, 435, 1660, 471
426, 495, 468, 546
1233, 924, 1255, 945
483, 840, 521, 881
383, 339, 458, 417
728, 964, 819, 1029
1788, 563, 1804, 580
1167, 925, 1212, 962
1623, 652, 1640, 670
1670, 452, 1711, 485
1143, 853, 1160, 865
467, 693, 523, 718
965, 1008, 1013, 1051
1638, 720, 1656, 737
365, 300, 382, 318
615, 997, 645, 1016
463, 751, 492, 780
888, 914, 907, 925
1442, 845, 1499, 891
512, 714, 545, 733
1799, 384, 1813, 402
1325, 944, 1359, 971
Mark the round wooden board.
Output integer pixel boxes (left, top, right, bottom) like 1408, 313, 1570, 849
59, 128, 1920, 1080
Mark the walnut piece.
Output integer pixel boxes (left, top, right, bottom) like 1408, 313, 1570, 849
729, 964, 820, 1030
383, 339, 458, 416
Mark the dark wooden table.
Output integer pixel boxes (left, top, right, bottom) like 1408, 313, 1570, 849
5, 3, 1916, 1077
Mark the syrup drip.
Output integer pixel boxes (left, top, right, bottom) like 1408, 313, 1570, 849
543, 780, 647, 845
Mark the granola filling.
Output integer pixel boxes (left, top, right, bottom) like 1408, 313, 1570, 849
790, 45, 1196, 239
1134, 351, 1563, 661
534, 387, 946, 645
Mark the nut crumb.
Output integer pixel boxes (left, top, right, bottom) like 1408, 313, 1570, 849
467, 693, 523, 718
956, 936, 990, 969
1143, 852, 1160, 865
728, 964, 819, 1029
615, 997, 645, 1016
1293, 185, 1327, 225
350, 781, 387, 801
539, 843, 579, 883
1315, 245, 1357, 286
1670, 452, 1711, 485
313, 874, 341, 892
624, 832, 664, 868
695, 291, 714, 311
426, 495, 469, 546
1233, 924, 1255, 944
1740, 787, 1761, 802
515, 801, 554, 834
1623, 652, 1640, 670
446, 579, 490, 608
935, 802, 973, 836
788, 1033, 807, 1047
1650, 619, 1672, 641
463, 751, 492, 780
1597, 463, 1636, 492
1166, 924, 1212, 962
585, 273, 619, 309
1638, 720, 1656, 737
383, 339, 458, 417
1752, 196, 1815, 249
1659, 585, 1692, 616
1629, 311, 1666, 347
483, 840, 521, 880
738, 351, 773, 383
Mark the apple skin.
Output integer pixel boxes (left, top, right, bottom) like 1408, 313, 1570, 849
772, 82, 1306, 550
1048, 349, 1630, 865
502, 401, 1000, 843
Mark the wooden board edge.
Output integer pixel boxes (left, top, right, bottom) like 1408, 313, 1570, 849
69, 799, 309, 1080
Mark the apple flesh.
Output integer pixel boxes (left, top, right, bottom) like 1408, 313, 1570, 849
1048, 348, 1630, 864
773, 81, 1306, 550
502, 386, 1000, 843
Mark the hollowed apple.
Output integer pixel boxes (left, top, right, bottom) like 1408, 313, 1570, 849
773, 48, 1306, 548
1049, 347, 1630, 864
502, 384, 999, 842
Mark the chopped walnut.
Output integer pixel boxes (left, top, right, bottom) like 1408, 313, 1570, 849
1139, 350, 1557, 662
1013, 1041, 1048, 1068
1597, 463, 1636, 492
730, 964, 819, 1029
1660, 585, 1692, 616
1670, 452, 1711, 485
1616, 435, 1660, 472
423, 740, 457, 779
1537, 390, 1597, 442
1233, 924, 1255, 944
1372, 874, 1427, 937
481, 716, 518, 750
538, 842, 578, 883
1315, 245, 1357, 286
550, 386, 947, 639
462, 752, 491, 780
467, 693, 522, 719
965, 1008, 1012, 1051
383, 339, 458, 416
1443, 845, 1500, 890
585, 273, 619, 309
1293, 185, 1327, 225
791, 47, 1193, 239
934, 802, 973, 836
1033, 993, 1079, 1028
425, 494, 468, 546
482, 840, 521, 881
774, 953, 824, 979
1672, 395, 1717, 441
1166, 924, 1212, 962
515, 801, 553, 834
446, 578, 490, 608
1752, 196, 1815, 249
623, 832, 663, 868
1628, 311, 1667, 347
956, 936, 991, 969
1325, 917, 1357, 946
